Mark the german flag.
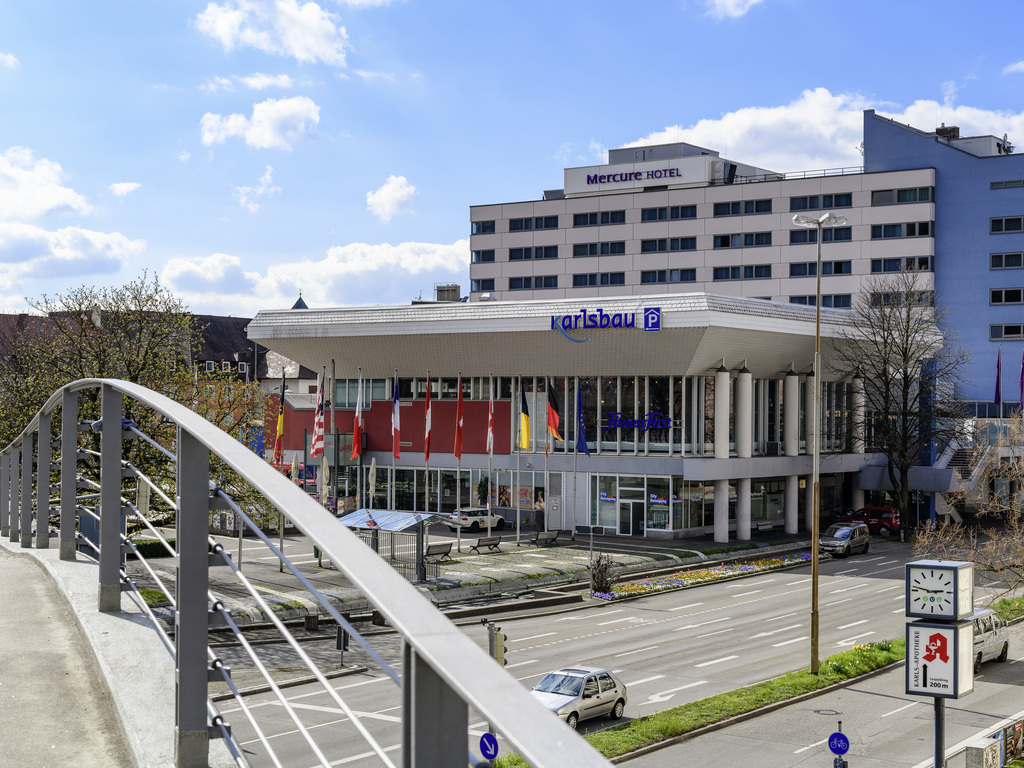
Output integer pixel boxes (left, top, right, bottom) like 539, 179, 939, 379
546, 378, 563, 441
519, 382, 530, 450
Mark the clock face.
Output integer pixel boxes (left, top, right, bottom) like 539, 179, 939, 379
909, 568, 955, 616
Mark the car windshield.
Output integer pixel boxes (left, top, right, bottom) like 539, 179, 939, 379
825, 526, 852, 539
534, 673, 583, 696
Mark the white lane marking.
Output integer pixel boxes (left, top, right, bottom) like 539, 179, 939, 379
668, 602, 705, 612
513, 633, 555, 643
892, 608, 905, 613
726, 578, 774, 589
697, 628, 734, 639
695, 655, 738, 668
881, 701, 920, 718
615, 645, 660, 657
875, 560, 900, 566
628, 675, 666, 687
855, 556, 884, 562
731, 590, 762, 597
795, 737, 830, 754
787, 578, 812, 585
836, 631, 876, 646
825, 598, 852, 607
640, 680, 708, 704
833, 568, 859, 575
674, 617, 731, 631
875, 585, 902, 593
772, 636, 809, 647
752, 624, 803, 638
837, 620, 869, 630
767, 612, 800, 622
506, 659, 538, 669
597, 617, 634, 626
556, 609, 624, 621
829, 583, 868, 594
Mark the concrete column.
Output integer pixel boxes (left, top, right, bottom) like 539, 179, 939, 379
714, 366, 730, 459
36, 413, 50, 549
98, 385, 122, 612
60, 390, 78, 561
805, 476, 815, 532
736, 367, 752, 459
852, 488, 866, 512
9, 445, 18, 542
852, 376, 865, 454
736, 477, 751, 540
784, 372, 800, 457
785, 475, 799, 534
804, 371, 816, 458
0, 450, 8, 538
714, 478, 730, 543
20, 437, 31, 548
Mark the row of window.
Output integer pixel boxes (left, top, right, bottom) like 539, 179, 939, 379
991, 288, 1024, 305
789, 227, 852, 244
510, 246, 558, 260
871, 187, 933, 205
713, 265, 771, 280
789, 295, 852, 308
992, 217, 1024, 233
991, 180, 1024, 189
640, 237, 697, 253
871, 256, 931, 273
573, 272, 625, 287
574, 241, 626, 256
992, 324, 1024, 340
789, 260, 852, 277
790, 194, 853, 210
714, 199, 772, 216
641, 269, 696, 284
870, 222, 932, 239
509, 216, 559, 231
641, 205, 697, 221
992, 253, 1024, 269
714, 232, 772, 248
574, 211, 625, 227
509, 276, 558, 290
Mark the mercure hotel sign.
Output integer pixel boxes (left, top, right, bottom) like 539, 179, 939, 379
586, 167, 681, 185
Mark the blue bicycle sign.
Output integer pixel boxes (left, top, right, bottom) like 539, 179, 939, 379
828, 731, 850, 755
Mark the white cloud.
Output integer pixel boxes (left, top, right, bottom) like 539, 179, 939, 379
0, 147, 91, 220
0, 222, 145, 286
233, 165, 281, 212
195, 0, 349, 67
238, 72, 295, 89
353, 69, 395, 82
338, 0, 395, 6
108, 182, 141, 197
162, 239, 468, 313
706, 0, 765, 19
178, 150, 191, 163
0, 53, 18, 69
200, 95, 320, 149
366, 175, 417, 223
1003, 61, 1024, 75
200, 75, 235, 93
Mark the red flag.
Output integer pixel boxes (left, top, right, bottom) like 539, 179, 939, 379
351, 373, 363, 460
309, 371, 326, 458
454, 376, 464, 459
391, 376, 401, 459
424, 373, 432, 462
486, 376, 494, 454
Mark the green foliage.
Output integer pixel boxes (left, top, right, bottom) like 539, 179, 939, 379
590, 552, 617, 594
992, 595, 1024, 623
126, 538, 176, 559
138, 588, 171, 606
477, 476, 490, 506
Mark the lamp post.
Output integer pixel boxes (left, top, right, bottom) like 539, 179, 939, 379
792, 211, 847, 675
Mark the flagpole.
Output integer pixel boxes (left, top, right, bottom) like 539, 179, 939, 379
572, 376, 578, 542
392, 368, 398, 511
424, 369, 430, 520
356, 367, 362, 510
544, 427, 549, 535
515, 374, 522, 546
320, 365, 328, 505
487, 373, 494, 538
456, 371, 463, 553
329, 359, 336, 507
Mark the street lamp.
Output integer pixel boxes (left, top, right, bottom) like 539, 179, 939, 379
791, 211, 847, 675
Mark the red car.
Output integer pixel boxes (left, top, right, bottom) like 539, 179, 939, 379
839, 506, 900, 535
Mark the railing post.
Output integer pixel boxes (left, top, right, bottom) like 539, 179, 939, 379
1, 449, 9, 538
8, 445, 18, 542
60, 390, 78, 560
402, 642, 467, 768
175, 427, 210, 768
20, 436, 32, 548
98, 384, 122, 612
36, 411, 50, 549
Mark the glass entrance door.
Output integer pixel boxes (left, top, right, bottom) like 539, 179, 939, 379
618, 501, 645, 536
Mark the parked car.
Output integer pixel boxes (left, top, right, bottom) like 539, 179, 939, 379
446, 506, 506, 533
971, 608, 1010, 672
838, 506, 900, 535
819, 522, 870, 557
530, 666, 628, 730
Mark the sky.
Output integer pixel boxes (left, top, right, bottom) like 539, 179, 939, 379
4, 0, 1024, 318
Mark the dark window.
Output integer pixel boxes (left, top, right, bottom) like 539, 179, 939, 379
790, 230, 812, 244
573, 243, 597, 257
601, 211, 626, 224
537, 275, 558, 289
471, 250, 494, 263
508, 218, 533, 231
992, 253, 1024, 269
641, 207, 667, 222
509, 277, 531, 290
641, 239, 664, 253
601, 241, 625, 254
714, 201, 742, 216
993, 217, 1024, 233
670, 205, 697, 219
871, 190, 895, 206
471, 220, 495, 234
509, 248, 531, 261
671, 237, 696, 250
790, 263, 810, 277
573, 274, 595, 287
574, 213, 597, 227
714, 234, 740, 248
991, 288, 1024, 304
601, 272, 625, 285
471, 278, 494, 292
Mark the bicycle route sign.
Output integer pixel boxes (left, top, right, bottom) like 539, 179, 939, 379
828, 731, 850, 755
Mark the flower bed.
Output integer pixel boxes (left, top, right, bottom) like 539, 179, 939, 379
592, 553, 812, 600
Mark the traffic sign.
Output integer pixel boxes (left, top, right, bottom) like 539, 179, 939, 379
828, 731, 850, 755
479, 732, 498, 760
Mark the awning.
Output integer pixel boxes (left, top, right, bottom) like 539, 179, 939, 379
858, 466, 958, 493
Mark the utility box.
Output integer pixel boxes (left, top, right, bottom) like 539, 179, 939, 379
965, 736, 1001, 768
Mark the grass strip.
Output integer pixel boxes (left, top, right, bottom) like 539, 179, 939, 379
495, 639, 904, 766
993, 595, 1024, 623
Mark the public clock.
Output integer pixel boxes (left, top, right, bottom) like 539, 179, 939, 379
905, 560, 974, 620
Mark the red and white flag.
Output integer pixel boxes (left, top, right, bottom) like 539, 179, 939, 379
454, 375, 464, 460
423, 373, 432, 462
391, 376, 401, 459
351, 372, 363, 460
309, 371, 325, 458
486, 375, 494, 454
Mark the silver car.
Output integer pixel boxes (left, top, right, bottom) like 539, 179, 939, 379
530, 666, 628, 730
819, 522, 870, 558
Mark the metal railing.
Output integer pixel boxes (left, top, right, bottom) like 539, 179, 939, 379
0, 379, 608, 768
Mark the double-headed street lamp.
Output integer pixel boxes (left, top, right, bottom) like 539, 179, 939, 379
792, 211, 847, 675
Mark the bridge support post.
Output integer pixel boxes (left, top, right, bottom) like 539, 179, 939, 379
1, 449, 9, 538
175, 427, 210, 768
20, 436, 32, 548
98, 384, 122, 612
60, 390, 78, 560
9, 446, 18, 542
36, 412, 50, 549
402, 642, 467, 767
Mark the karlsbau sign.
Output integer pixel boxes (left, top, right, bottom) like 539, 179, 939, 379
550, 307, 661, 343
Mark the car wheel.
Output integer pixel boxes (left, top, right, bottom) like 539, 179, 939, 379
863, 541, 870, 554
610, 699, 625, 720
999, 643, 1009, 663
468, 522, 480, 533
565, 712, 579, 730
842, 546, 850, 558
975, 652, 983, 673
879, 526, 890, 537
496, 519, 506, 530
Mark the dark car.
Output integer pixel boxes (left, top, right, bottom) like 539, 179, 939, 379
839, 506, 900, 536
819, 522, 870, 558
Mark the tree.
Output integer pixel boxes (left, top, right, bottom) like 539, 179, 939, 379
828, 270, 971, 528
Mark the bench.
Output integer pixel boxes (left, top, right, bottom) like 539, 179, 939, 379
469, 536, 502, 554
425, 541, 453, 562
527, 530, 560, 547
755, 521, 775, 534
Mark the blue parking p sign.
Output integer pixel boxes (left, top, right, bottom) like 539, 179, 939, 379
829, 731, 850, 755
480, 733, 499, 760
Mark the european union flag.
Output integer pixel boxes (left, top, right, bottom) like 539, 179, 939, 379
575, 391, 590, 456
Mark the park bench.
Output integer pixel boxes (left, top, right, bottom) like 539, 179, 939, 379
425, 541, 453, 562
469, 536, 502, 554
755, 521, 775, 534
527, 530, 560, 547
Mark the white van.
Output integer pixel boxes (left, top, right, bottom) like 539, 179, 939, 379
970, 608, 1010, 672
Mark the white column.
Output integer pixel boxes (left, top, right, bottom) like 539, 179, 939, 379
714, 366, 730, 459
736, 477, 751, 541
736, 367, 752, 459
805, 476, 815, 532
804, 370, 816, 458
852, 487, 866, 512
852, 376, 865, 454
784, 372, 800, 457
714, 478, 730, 543
785, 475, 799, 534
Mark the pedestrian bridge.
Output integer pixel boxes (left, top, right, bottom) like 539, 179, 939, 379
0, 379, 606, 767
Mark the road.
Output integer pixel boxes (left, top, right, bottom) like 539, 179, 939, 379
215, 539, 942, 766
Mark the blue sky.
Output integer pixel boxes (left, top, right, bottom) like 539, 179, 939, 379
3, 0, 1024, 317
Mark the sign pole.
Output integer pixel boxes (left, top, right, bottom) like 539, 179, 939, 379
934, 697, 944, 768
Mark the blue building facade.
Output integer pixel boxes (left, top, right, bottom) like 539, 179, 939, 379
864, 110, 1024, 411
